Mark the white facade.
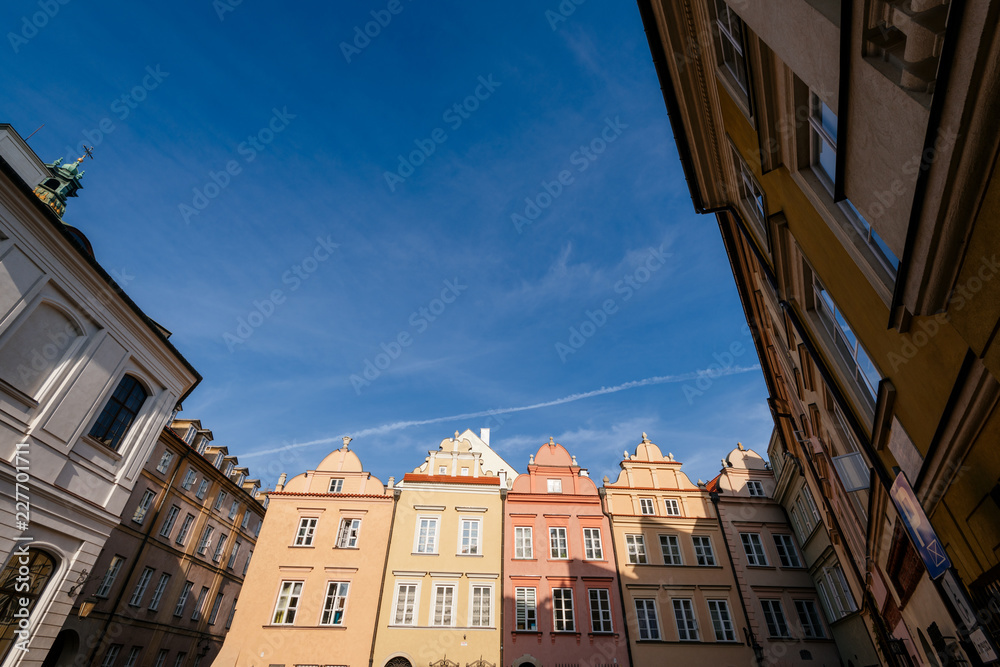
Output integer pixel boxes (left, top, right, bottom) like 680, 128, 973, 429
0, 125, 199, 667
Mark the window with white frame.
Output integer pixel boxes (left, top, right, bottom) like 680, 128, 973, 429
789, 507, 806, 542
809, 91, 838, 185
589, 589, 613, 633
213, 491, 226, 511
432, 584, 455, 626
149, 573, 171, 611
195, 479, 209, 500
664, 498, 681, 516
712, 0, 750, 103
226, 597, 238, 629
328, 478, 344, 493
159, 505, 180, 538
460, 467, 469, 476
639, 498, 655, 515
336, 518, 361, 548
438, 465, 447, 474
321, 582, 350, 625
176, 514, 195, 545
817, 565, 857, 621
732, 145, 767, 238
552, 588, 575, 632
228, 501, 239, 520
132, 489, 156, 525
626, 534, 647, 564
514, 527, 533, 559
153, 650, 168, 667
181, 468, 197, 490
708, 599, 736, 641
196, 526, 214, 555
740, 533, 768, 566
208, 592, 224, 625
96, 556, 125, 598
157, 450, 174, 474
174, 581, 193, 617
459, 518, 481, 555
773, 534, 801, 568
515, 587, 537, 630
833, 452, 871, 492
227, 542, 241, 569
242, 550, 252, 576
692, 536, 716, 566
549, 527, 568, 559
547, 479, 562, 493
660, 535, 683, 565
635, 599, 660, 640
393, 583, 418, 625
128, 567, 155, 606
415, 517, 439, 553
795, 599, 825, 638
583, 528, 603, 560
123, 646, 141, 667
191, 586, 209, 621
673, 598, 699, 641
761, 599, 791, 637
213, 452, 224, 468
813, 277, 882, 403
294, 518, 317, 546
842, 200, 899, 274
747, 480, 765, 497
100, 645, 121, 667
272, 581, 303, 624
212, 534, 227, 563
241, 510, 251, 530
470, 585, 491, 627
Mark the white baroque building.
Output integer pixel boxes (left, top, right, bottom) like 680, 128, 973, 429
0, 125, 200, 667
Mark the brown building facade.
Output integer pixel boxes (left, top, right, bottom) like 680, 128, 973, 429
47, 419, 265, 667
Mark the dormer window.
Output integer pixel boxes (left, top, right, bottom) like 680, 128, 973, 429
329, 479, 344, 493
460, 467, 469, 476
225, 462, 235, 477
547, 479, 562, 493
214, 452, 225, 468
235, 474, 245, 487
195, 436, 208, 455
185, 426, 197, 444
438, 466, 447, 475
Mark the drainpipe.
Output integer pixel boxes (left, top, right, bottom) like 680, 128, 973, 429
598, 488, 634, 667
369, 486, 400, 667
709, 490, 763, 667
499, 488, 507, 667
84, 432, 192, 666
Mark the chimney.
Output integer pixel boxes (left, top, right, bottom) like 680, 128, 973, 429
480, 428, 490, 445
275, 472, 287, 492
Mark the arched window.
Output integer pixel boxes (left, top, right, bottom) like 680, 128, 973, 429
88, 375, 148, 451
385, 658, 412, 667
0, 548, 57, 662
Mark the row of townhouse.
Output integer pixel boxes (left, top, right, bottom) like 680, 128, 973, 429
636, 0, 1000, 664
216, 429, 841, 667
0, 125, 266, 667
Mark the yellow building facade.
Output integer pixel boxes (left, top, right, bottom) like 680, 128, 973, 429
603, 434, 749, 666
371, 433, 513, 667
214, 438, 395, 667
637, 0, 1000, 662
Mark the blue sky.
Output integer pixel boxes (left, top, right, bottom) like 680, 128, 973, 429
3, 0, 773, 487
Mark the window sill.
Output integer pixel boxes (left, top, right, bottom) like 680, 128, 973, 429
289, 545, 315, 549
745, 564, 775, 570
334, 546, 359, 550
456, 553, 483, 557
513, 630, 541, 635
410, 552, 439, 556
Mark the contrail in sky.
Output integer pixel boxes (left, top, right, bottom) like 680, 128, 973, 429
239, 365, 761, 458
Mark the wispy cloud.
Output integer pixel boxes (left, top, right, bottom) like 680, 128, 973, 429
239, 364, 761, 458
